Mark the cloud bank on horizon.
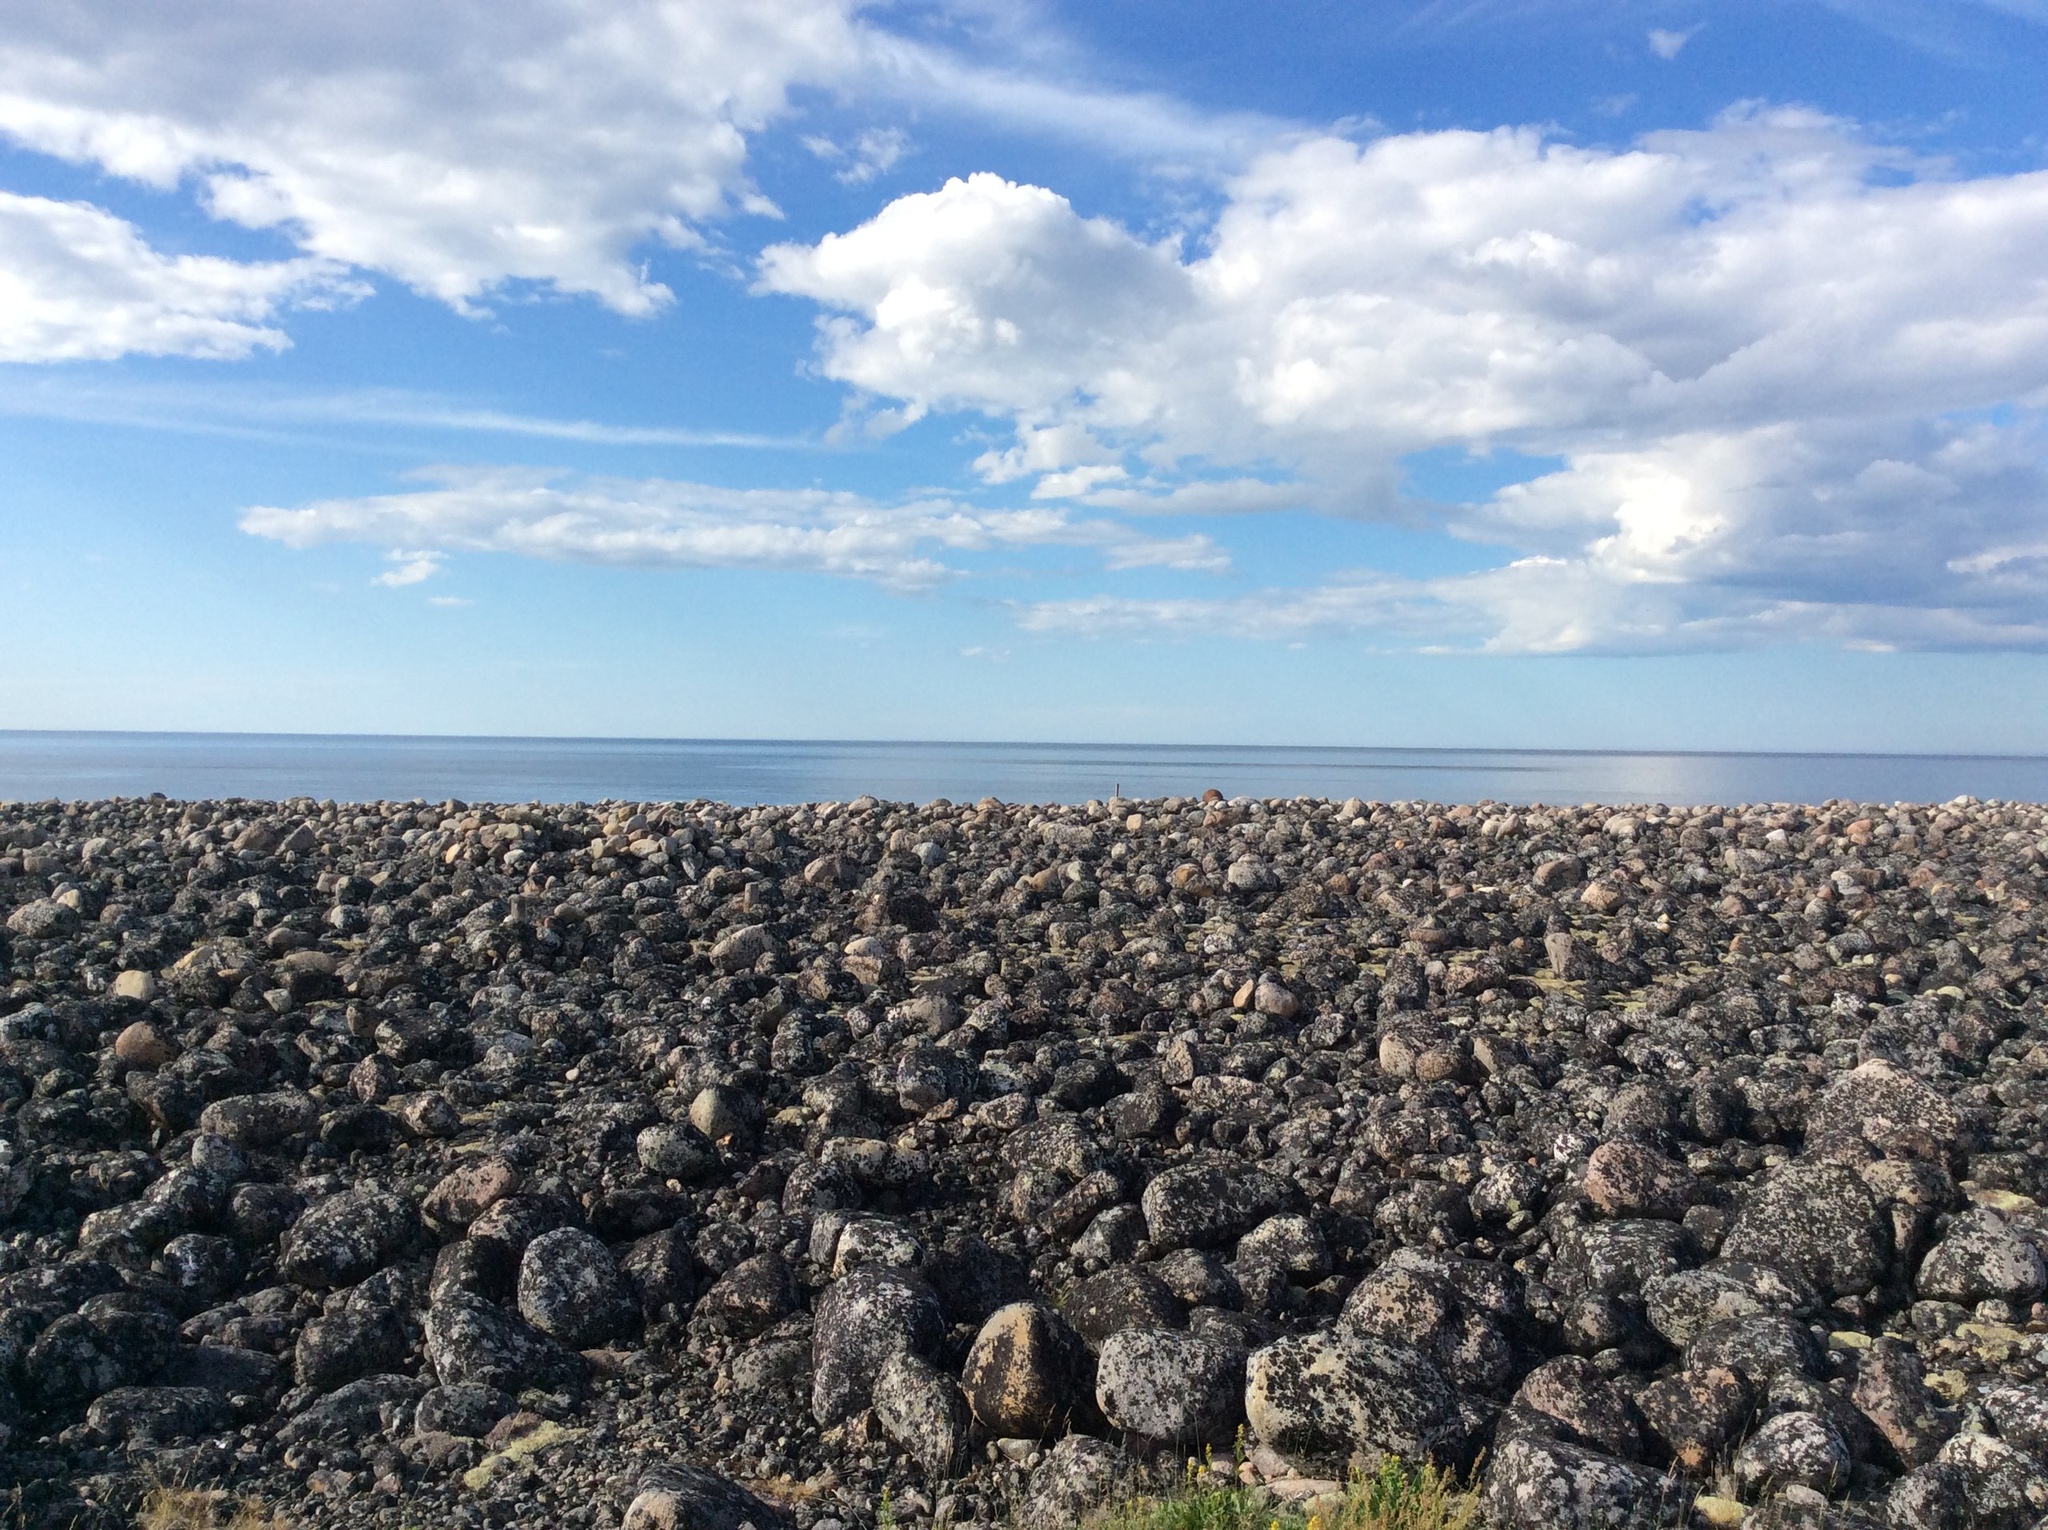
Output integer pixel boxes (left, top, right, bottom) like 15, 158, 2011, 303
8, 0, 2048, 663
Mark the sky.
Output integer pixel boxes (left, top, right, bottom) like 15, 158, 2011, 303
5, 0, 2048, 752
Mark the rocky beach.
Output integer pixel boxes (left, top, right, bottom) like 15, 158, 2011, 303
2, 789, 2047, 1530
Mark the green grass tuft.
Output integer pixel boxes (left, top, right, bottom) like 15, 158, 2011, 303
1082, 1457, 1476, 1530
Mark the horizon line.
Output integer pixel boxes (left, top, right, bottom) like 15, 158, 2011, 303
3, 726, 2046, 767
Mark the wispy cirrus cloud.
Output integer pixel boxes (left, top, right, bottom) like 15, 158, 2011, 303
0, 375, 810, 449
239, 465, 1228, 593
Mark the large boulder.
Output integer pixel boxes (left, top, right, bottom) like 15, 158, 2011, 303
811, 1267, 944, 1425
279, 1190, 420, 1291
84, 1385, 230, 1444
422, 1294, 584, 1394
1243, 1330, 1465, 1467
517, 1228, 636, 1349
1644, 1260, 1816, 1348
1582, 1140, 1697, 1221
695, 1252, 796, 1337
1550, 1218, 1691, 1301
1094, 1327, 1244, 1446
1635, 1367, 1753, 1477
1481, 1435, 1692, 1530
623, 1464, 792, 1530
1917, 1209, 2047, 1305
1806, 1060, 1963, 1158
295, 1305, 406, 1393
1733, 1410, 1849, 1499
1141, 1160, 1288, 1251
197, 1090, 318, 1149
422, 1156, 523, 1235
1339, 1252, 1515, 1393
873, 1351, 970, 1480
1685, 1315, 1822, 1385
1503, 1356, 1649, 1461
1853, 1338, 1954, 1470
1720, 1161, 1890, 1299
1061, 1266, 1185, 1348
960, 1302, 1089, 1439
1015, 1437, 1135, 1530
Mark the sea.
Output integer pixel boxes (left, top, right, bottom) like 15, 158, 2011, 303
3, 730, 2048, 808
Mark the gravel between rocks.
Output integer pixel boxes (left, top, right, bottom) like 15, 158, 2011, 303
2, 791, 2048, 1530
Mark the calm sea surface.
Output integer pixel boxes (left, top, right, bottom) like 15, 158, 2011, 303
4, 731, 2048, 807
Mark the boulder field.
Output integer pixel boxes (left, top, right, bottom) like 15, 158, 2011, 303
2, 791, 2047, 1530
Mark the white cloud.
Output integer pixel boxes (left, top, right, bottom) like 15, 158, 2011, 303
0, 192, 352, 361
1647, 27, 1699, 59
804, 127, 910, 185
0, 0, 868, 316
761, 109, 2048, 651
0, 1, 1269, 330
239, 465, 1228, 593
1017, 574, 1454, 644
374, 549, 444, 587
0, 374, 810, 447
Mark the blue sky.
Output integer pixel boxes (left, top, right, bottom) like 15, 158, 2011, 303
6, 0, 2048, 750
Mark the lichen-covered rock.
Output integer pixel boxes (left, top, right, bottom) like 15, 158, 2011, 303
623, 1463, 792, 1530
1140, 1160, 1287, 1250
1645, 1260, 1817, 1348
1339, 1253, 1515, 1393
1916, 1209, 2047, 1305
414, 1383, 514, 1438
1734, 1411, 1849, 1500
1243, 1329, 1466, 1467
422, 1293, 584, 1393
1550, 1218, 1692, 1300
1015, 1436, 1135, 1530
694, 1251, 796, 1337
1503, 1356, 1649, 1461
278, 1189, 419, 1290
1927, 1432, 2048, 1529
295, 1304, 406, 1392
1720, 1162, 1890, 1299
1582, 1140, 1698, 1221
517, 1227, 636, 1349
1852, 1338, 1954, 1469
872, 1350, 970, 1479
1480, 1435, 1692, 1530
1636, 1366, 1753, 1476
960, 1301, 1089, 1438
811, 1266, 944, 1425
1980, 1383, 2048, 1461
196, 1090, 317, 1148
1884, 1462, 1973, 1530
1806, 1060, 1963, 1158
1686, 1315, 1823, 1384
1061, 1265, 1186, 1348
422, 1156, 523, 1235
1094, 1326, 1244, 1445
84, 1384, 230, 1443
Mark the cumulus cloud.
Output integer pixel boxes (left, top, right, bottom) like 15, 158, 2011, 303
0, 1, 1267, 329
760, 109, 2048, 651
0, 192, 353, 361
239, 466, 1228, 593
0, 0, 873, 316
